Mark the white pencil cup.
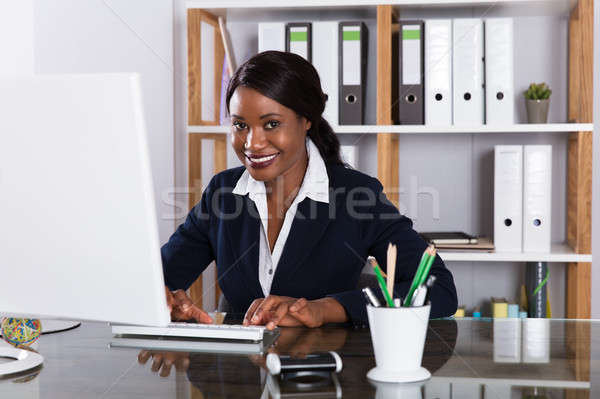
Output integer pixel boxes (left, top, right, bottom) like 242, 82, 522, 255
366, 304, 431, 383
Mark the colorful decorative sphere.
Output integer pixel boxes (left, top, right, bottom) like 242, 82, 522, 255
1, 318, 42, 348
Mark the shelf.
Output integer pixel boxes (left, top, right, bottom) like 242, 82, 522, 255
431, 376, 590, 389
439, 243, 592, 263
333, 123, 593, 134
187, 0, 575, 11
188, 123, 593, 135
189, 0, 577, 17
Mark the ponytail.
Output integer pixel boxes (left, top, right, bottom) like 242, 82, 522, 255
308, 117, 344, 165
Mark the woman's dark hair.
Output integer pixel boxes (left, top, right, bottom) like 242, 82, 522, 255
225, 51, 344, 165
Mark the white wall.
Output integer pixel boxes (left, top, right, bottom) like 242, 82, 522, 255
0, 2, 34, 76
592, 0, 600, 318
33, 0, 175, 244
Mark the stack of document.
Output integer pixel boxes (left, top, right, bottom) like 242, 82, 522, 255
258, 21, 368, 126
420, 232, 494, 252
494, 145, 552, 253
256, 18, 515, 127
400, 18, 515, 125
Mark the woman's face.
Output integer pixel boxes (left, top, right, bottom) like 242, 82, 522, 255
229, 86, 311, 183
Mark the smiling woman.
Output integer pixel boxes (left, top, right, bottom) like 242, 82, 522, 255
161, 51, 457, 328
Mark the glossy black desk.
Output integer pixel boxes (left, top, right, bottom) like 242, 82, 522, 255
2, 318, 598, 398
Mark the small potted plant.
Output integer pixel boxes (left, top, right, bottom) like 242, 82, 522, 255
524, 83, 552, 123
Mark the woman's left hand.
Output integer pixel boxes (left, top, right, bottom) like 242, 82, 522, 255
243, 295, 347, 329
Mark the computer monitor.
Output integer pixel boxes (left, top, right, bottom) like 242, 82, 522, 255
0, 74, 170, 327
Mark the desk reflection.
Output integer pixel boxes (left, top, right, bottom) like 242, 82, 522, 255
2, 318, 594, 398
133, 319, 457, 398
136, 325, 350, 398
130, 318, 594, 398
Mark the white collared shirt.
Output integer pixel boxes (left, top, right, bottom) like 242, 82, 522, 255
232, 138, 329, 296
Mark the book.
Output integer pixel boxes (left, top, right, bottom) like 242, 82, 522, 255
434, 237, 495, 252
420, 231, 478, 245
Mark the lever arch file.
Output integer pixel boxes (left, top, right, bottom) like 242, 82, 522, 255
399, 20, 425, 124
453, 19, 484, 125
339, 22, 367, 125
494, 145, 523, 252
485, 18, 514, 124
258, 22, 285, 53
286, 22, 312, 62
425, 19, 452, 126
313, 21, 340, 126
523, 145, 552, 252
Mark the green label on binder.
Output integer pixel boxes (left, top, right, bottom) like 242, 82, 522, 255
343, 31, 360, 41
290, 31, 307, 42
403, 29, 420, 40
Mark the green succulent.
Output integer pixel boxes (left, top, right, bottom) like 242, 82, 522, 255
524, 82, 552, 100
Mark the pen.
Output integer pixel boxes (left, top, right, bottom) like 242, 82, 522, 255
411, 285, 427, 307
423, 275, 437, 305
362, 287, 381, 307
425, 275, 437, 288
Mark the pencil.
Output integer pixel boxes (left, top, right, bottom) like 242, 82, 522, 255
417, 246, 437, 287
386, 243, 397, 302
368, 256, 394, 307
403, 245, 434, 307
367, 256, 386, 278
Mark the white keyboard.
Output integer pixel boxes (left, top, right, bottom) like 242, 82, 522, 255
111, 322, 267, 341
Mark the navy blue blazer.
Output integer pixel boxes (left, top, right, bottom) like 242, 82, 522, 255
161, 164, 458, 324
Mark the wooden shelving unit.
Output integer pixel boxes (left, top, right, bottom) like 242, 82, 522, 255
565, 0, 593, 320
189, 123, 594, 134
188, 0, 575, 14
185, 0, 594, 318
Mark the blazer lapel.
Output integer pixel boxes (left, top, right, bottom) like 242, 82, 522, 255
271, 198, 332, 290
223, 195, 263, 299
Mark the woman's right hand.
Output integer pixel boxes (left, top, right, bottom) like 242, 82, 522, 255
165, 286, 213, 324
138, 350, 190, 378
